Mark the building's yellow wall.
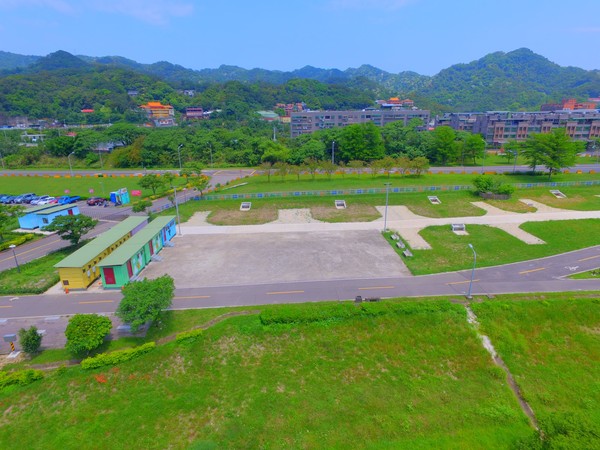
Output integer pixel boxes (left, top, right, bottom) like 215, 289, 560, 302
58, 232, 134, 290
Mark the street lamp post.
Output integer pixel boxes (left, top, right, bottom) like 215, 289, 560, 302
177, 144, 183, 171
383, 182, 391, 231
331, 141, 335, 164
467, 243, 477, 299
480, 139, 486, 174
512, 149, 518, 174
68, 151, 75, 177
172, 185, 182, 236
9, 244, 20, 273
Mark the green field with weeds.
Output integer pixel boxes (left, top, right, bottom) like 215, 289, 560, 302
0, 300, 535, 449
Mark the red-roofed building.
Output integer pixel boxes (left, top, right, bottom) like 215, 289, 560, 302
140, 102, 176, 127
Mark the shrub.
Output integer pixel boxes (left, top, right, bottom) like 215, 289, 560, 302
65, 314, 112, 356
117, 275, 175, 332
80, 342, 156, 370
472, 174, 514, 198
175, 328, 203, 344
0, 369, 44, 390
18, 326, 42, 354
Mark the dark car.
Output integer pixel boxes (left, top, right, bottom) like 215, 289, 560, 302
13, 193, 36, 204
1, 195, 16, 204
86, 197, 106, 206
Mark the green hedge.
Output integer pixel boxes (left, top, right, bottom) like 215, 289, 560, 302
80, 342, 156, 370
175, 328, 203, 344
0, 369, 44, 390
259, 300, 463, 325
0, 233, 35, 252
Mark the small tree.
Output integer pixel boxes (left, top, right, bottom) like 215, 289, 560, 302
273, 161, 289, 181
303, 158, 320, 180
320, 161, 337, 180
138, 173, 166, 196
65, 314, 112, 356
347, 160, 365, 177
411, 156, 430, 176
43, 214, 98, 245
260, 161, 273, 182
188, 174, 210, 197
116, 275, 175, 332
19, 326, 42, 355
132, 199, 153, 213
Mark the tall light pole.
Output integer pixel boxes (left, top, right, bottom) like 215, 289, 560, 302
480, 139, 486, 174
512, 149, 518, 174
172, 185, 182, 236
331, 140, 335, 164
9, 244, 20, 273
467, 243, 477, 299
177, 144, 183, 171
68, 151, 75, 177
383, 182, 391, 231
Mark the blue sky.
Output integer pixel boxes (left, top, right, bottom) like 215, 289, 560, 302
1, 0, 599, 75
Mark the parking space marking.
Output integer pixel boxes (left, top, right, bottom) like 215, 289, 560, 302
266, 290, 304, 295
358, 286, 395, 290
518, 267, 546, 275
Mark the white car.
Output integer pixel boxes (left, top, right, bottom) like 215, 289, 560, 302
37, 196, 57, 205
30, 195, 51, 205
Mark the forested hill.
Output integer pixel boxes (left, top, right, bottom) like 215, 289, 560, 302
1, 48, 600, 115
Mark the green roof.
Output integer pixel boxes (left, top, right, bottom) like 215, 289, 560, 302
54, 216, 149, 268
36, 204, 76, 215
98, 216, 175, 267
24, 204, 58, 214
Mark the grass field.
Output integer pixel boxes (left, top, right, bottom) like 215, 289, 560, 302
472, 297, 600, 448
400, 220, 600, 275
0, 300, 535, 449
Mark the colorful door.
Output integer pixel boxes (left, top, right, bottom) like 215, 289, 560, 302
126, 260, 133, 278
149, 240, 154, 255
68, 209, 73, 215
103, 267, 116, 285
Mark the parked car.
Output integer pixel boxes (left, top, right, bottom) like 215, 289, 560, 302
38, 196, 57, 205
86, 197, 106, 206
0, 194, 12, 203
57, 195, 81, 204
13, 193, 36, 204
1, 195, 16, 204
30, 195, 51, 205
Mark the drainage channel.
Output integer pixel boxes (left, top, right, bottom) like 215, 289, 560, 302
465, 304, 542, 435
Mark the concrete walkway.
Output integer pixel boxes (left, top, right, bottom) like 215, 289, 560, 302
181, 202, 600, 250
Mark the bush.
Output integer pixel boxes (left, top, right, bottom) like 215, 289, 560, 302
175, 328, 203, 344
0, 369, 44, 390
18, 326, 42, 354
472, 174, 514, 198
65, 314, 112, 356
80, 342, 156, 370
0, 233, 35, 252
117, 275, 175, 332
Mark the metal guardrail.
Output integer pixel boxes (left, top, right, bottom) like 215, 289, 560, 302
193, 179, 600, 202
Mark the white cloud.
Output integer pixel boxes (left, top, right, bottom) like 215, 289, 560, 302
328, 0, 416, 10
0, 0, 194, 25
0, 0, 75, 14
89, 0, 194, 25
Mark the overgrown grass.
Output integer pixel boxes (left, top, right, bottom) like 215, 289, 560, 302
402, 220, 600, 275
569, 268, 600, 279
472, 297, 600, 448
0, 299, 533, 449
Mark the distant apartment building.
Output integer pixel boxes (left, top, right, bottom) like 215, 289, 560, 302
376, 97, 415, 109
435, 110, 600, 145
541, 98, 597, 111
290, 109, 430, 137
139, 102, 176, 127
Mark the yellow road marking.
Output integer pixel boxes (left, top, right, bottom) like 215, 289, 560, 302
447, 279, 479, 285
358, 286, 395, 290
266, 290, 304, 295
174, 295, 211, 300
0, 238, 61, 263
78, 300, 114, 305
0, 305, 12, 309
518, 267, 546, 275
578, 255, 600, 262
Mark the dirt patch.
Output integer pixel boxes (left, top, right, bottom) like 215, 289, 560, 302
311, 204, 380, 222
481, 200, 536, 214
207, 208, 278, 225
271, 209, 321, 223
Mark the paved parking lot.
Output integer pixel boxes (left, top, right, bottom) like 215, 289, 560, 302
141, 230, 410, 288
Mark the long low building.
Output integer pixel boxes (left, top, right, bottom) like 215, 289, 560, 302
54, 216, 149, 290
99, 216, 176, 289
18, 204, 79, 230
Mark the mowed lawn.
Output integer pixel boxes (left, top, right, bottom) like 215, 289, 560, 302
472, 297, 600, 448
404, 219, 600, 275
0, 301, 534, 449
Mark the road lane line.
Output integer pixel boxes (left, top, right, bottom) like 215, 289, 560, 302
577, 255, 600, 262
518, 267, 546, 275
0, 305, 12, 309
266, 290, 304, 295
174, 295, 211, 300
358, 286, 395, 290
0, 238, 61, 263
78, 300, 115, 305
447, 279, 479, 285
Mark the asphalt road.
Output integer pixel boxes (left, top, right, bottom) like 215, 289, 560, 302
1, 245, 599, 320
